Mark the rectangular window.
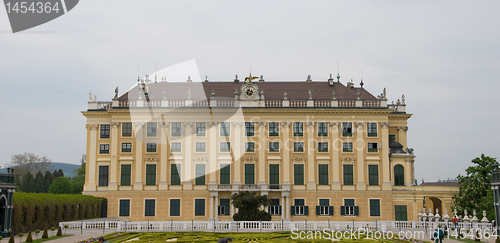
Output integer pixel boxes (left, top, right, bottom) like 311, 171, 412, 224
318, 164, 329, 185
343, 142, 353, 152
171, 122, 182, 137
269, 142, 279, 152
120, 164, 131, 186
319, 199, 330, 216
119, 199, 130, 217
294, 142, 304, 152
294, 164, 304, 185
389, 134, 396, 143
368, 165, 379, 186
368, 143, 378, 153
98, 166, 108, 186
269, 199, 281, 216
293, 122, 303, 137
196, 142, 206, 152
145, 199, 155, 216
121, 143, 132, 153
99, 144, 110, 154
146, 164, 156, 185
318, 142, 328, 152
220, 122, 230, 137
342, 122, 352, 137
318, 122, 328, 137
100, 124, 110, 139
245, 122, 254, 136
370, 199, 380, 216
395, 205, 408, 221
195, 164, 205, 185
196, 122, 206, 136
170, 199, 180, 216
146, 143, 157, 153
147, 122, 157, 137
171, 164, 181, 185
245, 142, 255, 152
219, 199, 230, 216
171, 142, 181, 152
122, 123, 132, 137
195, 199, 205, 216
245, 164, 254, 185
367, 123, 377, 137
293, 199, 307, 216
269, 122, 280, 136
343, 164, 353, 185
220, 164, 230, 185
269, 164, 279, 188
343, 199, 357, 216
220, 142, 230, 152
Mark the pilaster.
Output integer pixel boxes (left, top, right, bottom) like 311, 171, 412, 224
133, 122, 144, 190
282, 122, 291, 186
397, 126, 408, 150
108, 122, 119, 190
306, 122, 315, 190
183, 122, 193, 190
159, 123, 168, 190
233, 122, 243, 185
84, 124, 98, 191
381, 122, 392, 190
355, 122, 366, 190
209, 122, 218, 185
257, 122, 267, 188
330, 122, 341, 190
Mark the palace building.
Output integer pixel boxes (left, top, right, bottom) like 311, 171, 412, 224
82, 74, 458, 222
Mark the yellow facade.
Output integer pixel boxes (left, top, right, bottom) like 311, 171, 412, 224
83, 79, 458, 221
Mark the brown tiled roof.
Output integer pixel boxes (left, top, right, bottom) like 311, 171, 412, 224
118, 81, 377, 101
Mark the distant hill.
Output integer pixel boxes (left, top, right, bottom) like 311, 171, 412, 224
0, 162, 81, 178
50, 162, 81, 178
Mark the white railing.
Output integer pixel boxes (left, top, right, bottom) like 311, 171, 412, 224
60, 220, 494, 232
314, 100, 331, 107
363, 100, 381, 107
338, 100, 356, 107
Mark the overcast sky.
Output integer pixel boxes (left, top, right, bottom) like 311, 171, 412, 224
0, 0, 498, 181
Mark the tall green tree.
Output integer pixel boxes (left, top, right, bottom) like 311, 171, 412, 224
231, 191, 272, 221
453, 154, 499, 221
33, 171, 45, 193
44, 170, 53, 192
48, 177, 73, 194
20, 172, 35, 192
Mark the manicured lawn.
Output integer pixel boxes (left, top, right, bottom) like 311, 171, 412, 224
23, 234, 72, 243
88, 231, 431, 243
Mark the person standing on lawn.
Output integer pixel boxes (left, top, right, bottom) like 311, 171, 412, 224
218, 237, 233, 243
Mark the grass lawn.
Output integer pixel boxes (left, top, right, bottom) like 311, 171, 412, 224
23, 234, 72, 243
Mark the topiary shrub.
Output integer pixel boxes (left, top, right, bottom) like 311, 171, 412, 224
26, 231, 33, 242
50, 227, 55, 237
42, 228, 48, 239
56, 227, 62, 236
8, 234, 14, 243
35, 229, 40, 239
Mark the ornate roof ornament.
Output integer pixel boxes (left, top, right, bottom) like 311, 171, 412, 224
283, 90, 288, 100
308, 88, 313, 100
306, 75, 312, 82
244, 73, 259, 84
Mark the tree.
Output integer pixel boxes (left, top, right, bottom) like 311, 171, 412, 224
48, 177, 73, 194
26, 231, 33, 242
20, 172, 35, 193
231, 191, 272, 221
53, 169, 64, 179
9, 153, 52, 181
453, 154, 499, 221
33, 171, 45, 193
71, 155, 85, 194
42, 228, 48, 239
44, 171, 53, 193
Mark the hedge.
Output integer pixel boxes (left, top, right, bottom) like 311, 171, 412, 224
12, 192, 104, 234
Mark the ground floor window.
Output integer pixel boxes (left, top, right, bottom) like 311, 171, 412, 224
341, 199, 359, 216
395, 205, 407, 221
291, 199, 308, 216
119, 199, 130, 217
195, 199, 205, 216
269, 199, 281, 216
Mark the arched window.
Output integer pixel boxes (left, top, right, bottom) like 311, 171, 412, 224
394, 165, 405, 186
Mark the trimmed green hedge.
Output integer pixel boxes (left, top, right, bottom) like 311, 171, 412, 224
12, 192, 103, 234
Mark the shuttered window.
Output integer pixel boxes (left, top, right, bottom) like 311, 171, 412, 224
195, 164, 205, 185
269, 164, 279, 188
171, 164, 181, 185
368, 165, 379, 186
220, 164, 230, 185
370, 199, 380, 216
120, 164, 131, 186
343, 164, 353, 185
145, 164, 156, 185
119, 199, 130, 217
98, 166, 108, 186
195, 199, 205, 216
318, 164, 328, 185
394, 165, 405, 186
145, 199, 155, 216
245, 164, 254, 185
170, 199, 180, 216
294, 164, 304, 185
